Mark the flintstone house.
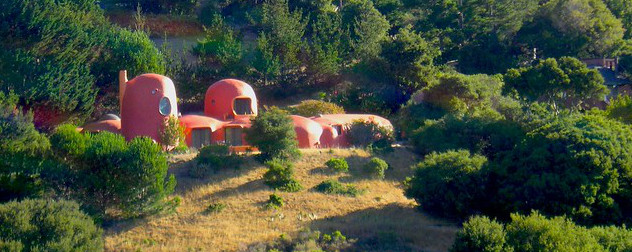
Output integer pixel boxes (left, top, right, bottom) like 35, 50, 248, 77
83, 71, 392, 150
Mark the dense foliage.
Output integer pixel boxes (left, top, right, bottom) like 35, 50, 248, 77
245, 107, 300, 161
452, 212, 632, 252
0, 199, 103, 252
325, 158, 349, 173
287, 100, 345, 117
262, 159, 302, 192
0, 0, 164, 125
363, 157, 388, 179
189, 144, 242, 178
51, 125, 176, 218
315, 179, 362, 197
405, 150, 488, 219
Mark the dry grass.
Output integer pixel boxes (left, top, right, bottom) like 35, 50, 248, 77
104, 148, 458, 251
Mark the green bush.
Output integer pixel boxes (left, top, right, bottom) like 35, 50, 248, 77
50, 128, 176, 219
347, 120, 394, 148
363, 157, 388, 179
605, 95, 632, 124
49, 124, 88, 158
263, 159, 302, 192
287, 100, 345, 117
325, 158, 349, 173
315, 179, 363, 197
103, 0, 199, 14
0, 199, 103, 252
246, 229, 354, 252
245, 107, 301, 161
452, 212, 632, 252
205, 202, 226, 214
266, 193, 284, 209
491, 114, 632, 224
0, 92, 50, 155
451, 216, 510, 252
405, 150, 488, 218
189, 144, 242, 178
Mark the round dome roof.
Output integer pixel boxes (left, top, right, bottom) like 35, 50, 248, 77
204, 79, 258, 120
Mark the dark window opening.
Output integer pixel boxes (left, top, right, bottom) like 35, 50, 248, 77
234, 98, 253, 115
333, 125, 343, 135
225, 127, 243, 146
191, 128, 211, 149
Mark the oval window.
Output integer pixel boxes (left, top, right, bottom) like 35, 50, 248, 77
159, 97, 171, 116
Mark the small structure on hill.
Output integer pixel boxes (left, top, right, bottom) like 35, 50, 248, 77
82, 71, 392, 150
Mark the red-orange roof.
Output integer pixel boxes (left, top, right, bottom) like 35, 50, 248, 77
310, 114, 393, 129
180, 115, 226, 131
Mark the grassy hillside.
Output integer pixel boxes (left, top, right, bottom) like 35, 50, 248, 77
104, 148, 458, 251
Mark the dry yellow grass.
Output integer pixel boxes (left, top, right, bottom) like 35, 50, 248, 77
104, 148, 458, 251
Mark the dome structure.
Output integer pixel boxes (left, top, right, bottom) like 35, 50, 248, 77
290, 115, 323, 148
204, 79, 258, 121
121, 74, 178, 142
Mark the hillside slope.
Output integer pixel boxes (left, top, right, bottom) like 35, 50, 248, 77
104, 148, 458, 251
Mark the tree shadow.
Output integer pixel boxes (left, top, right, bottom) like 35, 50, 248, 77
309, 203, 458, 252
170, 155, 265, 195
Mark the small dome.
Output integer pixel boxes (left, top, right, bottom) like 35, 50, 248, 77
204, 79, 258, 120
100, 113, 120, 121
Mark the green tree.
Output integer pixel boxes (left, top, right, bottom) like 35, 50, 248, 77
504, 57, 608, 111
491, 114, 632, 224
602, 0, 632, 39
245, 107, 300, 161
606, 95, 632, 124
193, 15, 243, 66
451, 216, 511, 252
50, 127, 176, 218
405, 150, 488, 218
341, 0, 391, 60
0, 199, 103, 252
517, 0, 625, 58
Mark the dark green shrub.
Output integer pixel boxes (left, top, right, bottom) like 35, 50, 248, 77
245, 107, 301, 161
451, 216, 510, 252
0, 199, 103, 251
246, 229, 355, 251
189, 144, 242, 178
347, 120, 393, 148
205, 202, 226, 214
405, 150, 488, 218
452, 212, 632, 252
287, 100, 345, 117
50, 128, 176, 219
315, 179, 363, 197
49, 124, 89, 158
325, 158, 348, 173
263, 159, 302, 192
491, 114, 632, 224
0, 92, 50, 155
266, 193, 284, 209
606, 95, 632, 124
363, 157, 388, 179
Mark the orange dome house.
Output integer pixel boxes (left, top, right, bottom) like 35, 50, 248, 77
120, 73, 178, 142
290, 115, 324, 148
310, 114, 393, 147
204, 79, 258, 121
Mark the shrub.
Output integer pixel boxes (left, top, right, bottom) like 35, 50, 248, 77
205, 202, 226, 214
452, 212, 632, 252
246, 229, 355, 251
288, 100, 345, 117
266, 193, 284, 209
405, 150, 488, 218
606, 95, 632, 124
49, 124, 88, 158
315, 180, 363, 197
159, 116, 186, 150
263, 159, 302, 192
0, 92, 50, 155
189, 144, 242, 178
245, 107, 301, 161
491, 114, 632, 224
451, 216, 510, 252
50, 129, 176, 219
0, 199, 103, 251
363, 157, 388, 179
347, 120, 394, 148
325, 158, 349, 173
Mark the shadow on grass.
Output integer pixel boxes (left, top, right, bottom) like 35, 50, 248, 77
309, 203, 458, 252
170, 155, 264, 195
